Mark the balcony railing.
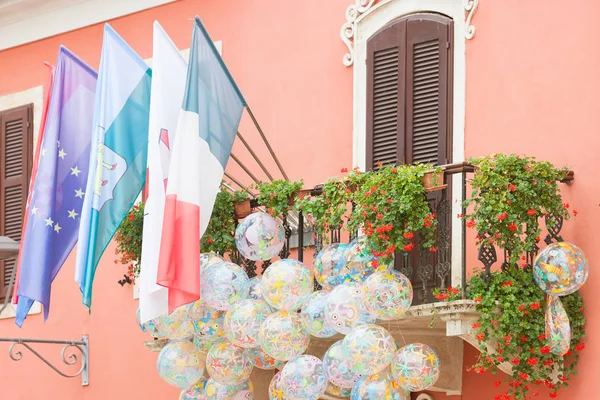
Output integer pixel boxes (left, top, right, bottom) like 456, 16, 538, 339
231, 162, 574, 306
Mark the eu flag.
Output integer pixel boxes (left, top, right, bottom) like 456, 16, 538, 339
15, 47, 97, 326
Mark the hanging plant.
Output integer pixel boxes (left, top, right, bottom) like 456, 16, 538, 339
347, 163, 439, 263
467, 267, 585, 400
115, 202, 145, 283
462, 154, 572, 265
255, 179, 304, 216
201, 189, 248, 255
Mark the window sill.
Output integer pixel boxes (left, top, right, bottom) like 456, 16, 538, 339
0, 301, 41, 320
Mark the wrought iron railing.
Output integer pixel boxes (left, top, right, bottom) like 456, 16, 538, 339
232, 163, 574, 305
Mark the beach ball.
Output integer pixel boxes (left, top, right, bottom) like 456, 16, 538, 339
262, 259, 313, 311
533, 242, 588, 296
340, 238, 390, 284
157, 341, 206, 389
190, 301, 226, 344
204, 378, 253, 400
259, 311, 310, 361
200, 261, 250, 310
343, 324, 396, 376
245, 346, 285, 370
235, 212, 285, 261
136, 307, 163, 338
391, 343, 440, 391
362, 270, 413, 320
323, 340, 362, 389
545, 295, 571, 356
269, 372, 285, 400
157, 303, 195, 341
325, 283, 376, 335
300, 291, 338, 338
280, 355, 328, 399
326, 383, 352, 398
205, 341, 253, 386
351, 372, 407, 400
201, 252, 225, 274
179, 379, 208, 400
314, 243, 348, 289
225, 299, 271, 349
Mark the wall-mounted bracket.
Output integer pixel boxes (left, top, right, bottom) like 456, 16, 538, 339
0, 335, 89, 386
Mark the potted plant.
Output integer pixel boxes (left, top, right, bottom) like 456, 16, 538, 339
422, 167, 446, 192
202, 189, 248, 254
461, 154, 572, 265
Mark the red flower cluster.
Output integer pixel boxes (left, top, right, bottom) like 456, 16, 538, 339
502, 280, 513, 287
403, 243, 415, 252
466, 218, 476, 228
508, 222, 518, 232
497, 212, 507, 221
403, 231, 414, 239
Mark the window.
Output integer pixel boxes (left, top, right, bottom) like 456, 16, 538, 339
0, 104, 33, 301
366, 13, 453, 169
365, 13, 453, 303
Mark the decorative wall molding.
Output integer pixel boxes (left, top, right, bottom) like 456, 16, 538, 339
340, 0, 479, 66
464, 0, 479, 39
340, 0, 377, 66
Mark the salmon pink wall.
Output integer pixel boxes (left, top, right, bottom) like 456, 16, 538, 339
0, 0, 353, 398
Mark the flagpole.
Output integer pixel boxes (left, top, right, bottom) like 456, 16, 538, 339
245, 106, 289, 181
235, 131, 274, 182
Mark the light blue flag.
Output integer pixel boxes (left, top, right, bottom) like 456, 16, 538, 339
75, 24, 151, 308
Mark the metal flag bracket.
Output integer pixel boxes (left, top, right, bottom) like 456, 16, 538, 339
0, 335, 89, 386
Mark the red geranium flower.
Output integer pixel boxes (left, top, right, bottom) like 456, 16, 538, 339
476, 333, 485, 341
403, 243, 415, 252
508, 222, 517, 232
527, 209, 536, 215
511, 358, 520, 366
466, 219, 476, 228
497, 212, 507, 221
527, 358, 538, 365
576, 343, 585, 351
509, 184, 516, 192
403, 232, 414, 239
493, 381, 501, 387
128, 213, 134, 221
538, 334, 547, 341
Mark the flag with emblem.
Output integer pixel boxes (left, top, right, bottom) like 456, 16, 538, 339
157, 17, 246, 312
15, 47, 97, 326
139, 22, 187, 323
75, 24, 151, 308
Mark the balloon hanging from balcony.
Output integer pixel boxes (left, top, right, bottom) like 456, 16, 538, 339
224, 299, 271, 348
178, 378, 207, 400
157, 341, 206, 390
313, 243, 348, 289
205, 340, 253, 386
190, 301, 226, 345
391, 343, 441, 392
261, 259, 313, 310
280, 355, 328, 399
339, 237, 392, 284
235, 212, 285, 261
533, 242, 588, 356
533, 242, 588, 296
200, 261, 250, 311
300, 291, 338, 338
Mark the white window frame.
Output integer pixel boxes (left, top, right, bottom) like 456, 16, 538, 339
350, 0, 468, 287
0, 86, 44, 319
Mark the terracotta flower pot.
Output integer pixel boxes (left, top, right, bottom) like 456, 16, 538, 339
423, 169, 447, 192
234, 200, 252, 219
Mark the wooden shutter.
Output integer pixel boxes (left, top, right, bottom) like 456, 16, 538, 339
366, 19, 406, 170
366, 13, 452, 168
405, 14, 452, 166
0, 104, 33, 299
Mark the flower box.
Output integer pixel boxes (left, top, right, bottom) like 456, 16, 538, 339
423, 169, 447, 192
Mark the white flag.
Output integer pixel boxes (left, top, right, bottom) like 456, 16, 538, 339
139, 22, 187, 323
